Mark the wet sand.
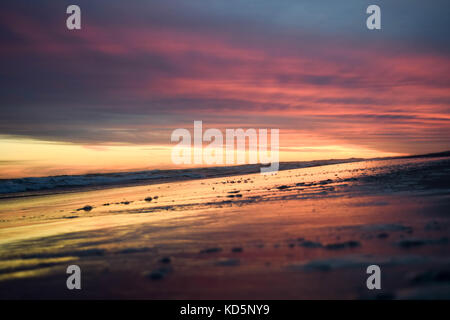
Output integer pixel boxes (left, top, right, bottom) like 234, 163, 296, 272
0, 157, 449, 299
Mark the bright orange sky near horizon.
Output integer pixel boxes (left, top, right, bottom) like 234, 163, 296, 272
0, 136, 406, 178
0, 1, 449, 178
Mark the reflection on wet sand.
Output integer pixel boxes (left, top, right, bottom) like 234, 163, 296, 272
0, 157, 449, 299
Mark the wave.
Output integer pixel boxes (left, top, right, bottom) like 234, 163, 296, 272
0, 169, 207, 195
1, 152, 447, 196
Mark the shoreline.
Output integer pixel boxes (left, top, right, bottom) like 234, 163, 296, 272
1, 151, 449, 199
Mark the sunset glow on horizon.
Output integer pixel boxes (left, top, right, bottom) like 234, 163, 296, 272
0, 135, 405, 178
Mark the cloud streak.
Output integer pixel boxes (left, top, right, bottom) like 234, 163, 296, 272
0, 0, 449, 157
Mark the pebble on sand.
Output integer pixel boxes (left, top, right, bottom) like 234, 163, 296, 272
215, 258, 240, 266
145, 267, 171, 280
160, 257, 172, 264
325, 240, 360, 250
77, 205, 93, 212
397, 237, 449, 248
377, 232, 389, 239
299, 240, 323, 248
200, 247, 223, 254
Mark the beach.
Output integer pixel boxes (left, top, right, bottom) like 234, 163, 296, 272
0, 156, 449, 299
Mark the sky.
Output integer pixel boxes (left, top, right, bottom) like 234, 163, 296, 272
1, 0, 449, 178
